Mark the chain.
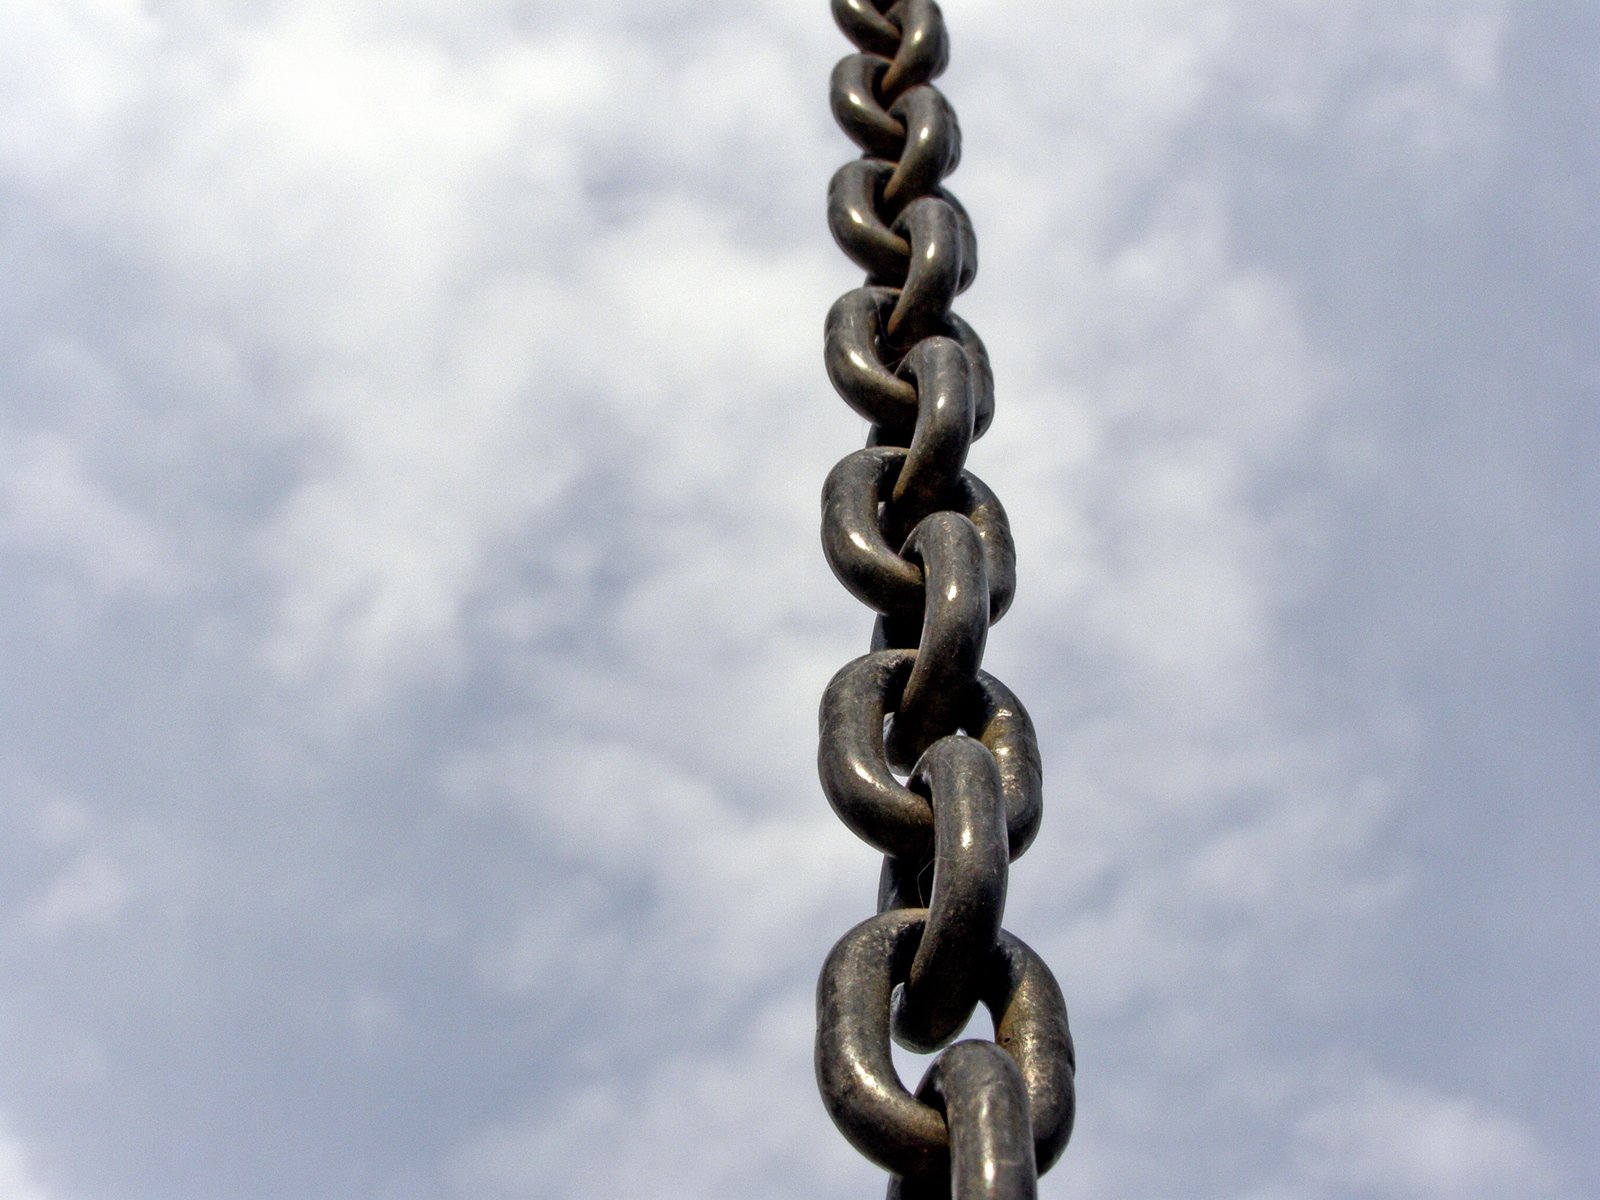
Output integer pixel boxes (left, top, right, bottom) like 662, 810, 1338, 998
812, 2, 1075, 1196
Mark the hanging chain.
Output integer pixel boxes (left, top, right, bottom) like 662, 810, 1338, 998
813, 1, 1076, 1195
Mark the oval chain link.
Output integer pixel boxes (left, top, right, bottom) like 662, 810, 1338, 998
813, 2, 1075, 1196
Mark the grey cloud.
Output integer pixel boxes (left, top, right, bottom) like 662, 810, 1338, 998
0, 1, 1591, 1198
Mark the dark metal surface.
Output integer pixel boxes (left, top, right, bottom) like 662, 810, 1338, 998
880, 735, 1007, 1051
888, 1042, 1037, 1200
824, 289, 995, 435
815, 913, 1074, 1180
813, 1, 1075, 1195
818, 653, 1041, 862
821, 448, 1013, 622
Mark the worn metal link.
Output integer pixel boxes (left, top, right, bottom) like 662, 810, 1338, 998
813, 1, 1075, 1195
816, 913, 1075, 1181
819, 652, 1042, 861
822, 448, 1014, 622
887, 1042, 1037, 1200
824, 289, 995, 435
878, 735, 1007, 1052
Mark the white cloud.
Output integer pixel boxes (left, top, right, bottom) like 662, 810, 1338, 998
16, 852, 132, 940
0, 2, 848, 723
446, 731, 862, 1016
447, 995, 873, 1200
0, 1, 158, 192
1290, 1071, 1563, 1199
0, 432, 177, 596
0, 786, 177, 947
0, 1122, 56, 1200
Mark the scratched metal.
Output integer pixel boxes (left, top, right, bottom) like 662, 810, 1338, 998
813, 1, 1076, 1195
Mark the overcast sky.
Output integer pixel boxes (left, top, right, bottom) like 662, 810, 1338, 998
1, 2, 1594, 1198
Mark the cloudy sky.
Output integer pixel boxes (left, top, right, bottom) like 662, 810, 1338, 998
1, 1, 1594, 1197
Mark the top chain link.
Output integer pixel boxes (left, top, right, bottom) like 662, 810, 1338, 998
813, 3, 1076, 1196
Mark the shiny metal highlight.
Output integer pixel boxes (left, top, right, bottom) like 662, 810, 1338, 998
814, 1, 1074, 1194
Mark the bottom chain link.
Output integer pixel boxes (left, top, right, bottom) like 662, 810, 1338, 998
815, 909, 1076, 1182
888, 1041, 1036, 1200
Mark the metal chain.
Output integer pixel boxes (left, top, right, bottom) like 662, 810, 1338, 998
813, 2, 1076, 1195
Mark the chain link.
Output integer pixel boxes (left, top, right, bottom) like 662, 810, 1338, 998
814, 2, 1075, 1195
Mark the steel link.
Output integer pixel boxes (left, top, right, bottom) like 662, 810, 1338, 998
830, 162, 912, 281
886, 513, 989, 770
877, 0, 951, 97
894, 193, 977, 292
887, 336, 975, 524
832, 0, 902, 59
821, 448, 1013, 622
828, 170, 976, 299
815, 911, 1074, 1179
814, 1, 1073, 1193
881, 86, 962, 206
832, 55, 905, 158
983, 936, 1076, 1174
888, 1042, 1037, 1200
824, 289, 994, 436
878, 735, 1008, 1052
961, 672, 1044, 859
886, 197, 971, 344
818, 652, 1042, 862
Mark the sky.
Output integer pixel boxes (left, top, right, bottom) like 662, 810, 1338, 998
0, 1, 1594, 1198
